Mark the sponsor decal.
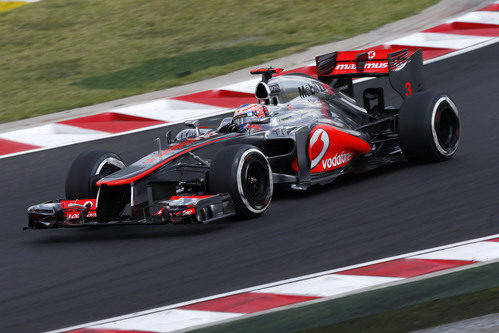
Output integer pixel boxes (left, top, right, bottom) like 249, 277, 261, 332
321, 151, 353, 170
309, 126, 356, 171
183, 208, 196, 216
335, 62, 387, 71
235, 104, 268, 117
368, 50, 376, 59
336, 63, 356, 70
66, 211, 97, 219
269, 84, 281, 94
298, 83, 326, 98
365, 62, 387, 69
310, 129, 329, 169
61, 199, 97, 220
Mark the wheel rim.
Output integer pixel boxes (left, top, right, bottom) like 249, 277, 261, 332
236, 149, 272, 213
95, 157, 125, 176
435, 106, 459, 150
244, 160, 268, 202
91, 156, 125, 197
431, 97, 460, 156
98, 163, 122, 177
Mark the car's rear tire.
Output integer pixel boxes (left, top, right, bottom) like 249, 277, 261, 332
65, 150, 125, 199
208, 145, 273, 219
398, 91, 460, 162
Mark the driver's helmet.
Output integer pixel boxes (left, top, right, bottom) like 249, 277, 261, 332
233, 104, 269, 132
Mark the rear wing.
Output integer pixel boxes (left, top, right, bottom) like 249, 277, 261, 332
315, 48, 423, 99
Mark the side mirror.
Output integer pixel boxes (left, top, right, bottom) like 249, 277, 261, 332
154, 137, 163, 160
184, 119, 200, 136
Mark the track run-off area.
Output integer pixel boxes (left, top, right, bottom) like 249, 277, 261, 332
0, 36, 498, 331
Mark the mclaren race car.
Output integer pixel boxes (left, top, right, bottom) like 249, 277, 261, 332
26, 48, 460, 229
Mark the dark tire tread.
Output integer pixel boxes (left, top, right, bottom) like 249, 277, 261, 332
398, 91, 460, 163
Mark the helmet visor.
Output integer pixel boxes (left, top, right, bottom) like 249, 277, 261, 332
233, 115, 256, 126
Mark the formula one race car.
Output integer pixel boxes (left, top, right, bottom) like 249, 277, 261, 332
26, 48, 460, 229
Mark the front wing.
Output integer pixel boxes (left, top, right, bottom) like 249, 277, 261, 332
25, 194, 235, 229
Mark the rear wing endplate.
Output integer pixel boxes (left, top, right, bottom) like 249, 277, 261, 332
315, 48, 424, 99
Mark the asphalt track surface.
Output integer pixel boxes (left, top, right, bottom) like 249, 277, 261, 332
1, 43, 499, 332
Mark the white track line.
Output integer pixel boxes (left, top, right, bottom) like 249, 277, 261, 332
0, 123, 108, 147
217, 78, 261, 94
451, 10, 499, 25
91, 309, 241, 333
424, 36, 499, 63
113, 99, 226, 122
255, 275, 401, 297
50, 233, 499, 333
409, 241, 499, 261
388, 32, 493, 49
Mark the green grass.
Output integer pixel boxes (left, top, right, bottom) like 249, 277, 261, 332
0, 0, 437, 123
304, 287, 499, 333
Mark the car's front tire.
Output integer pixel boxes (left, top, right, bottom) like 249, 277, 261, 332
65, 150, 125, 199
398, 91, 460, 162
208, 145, 273, 219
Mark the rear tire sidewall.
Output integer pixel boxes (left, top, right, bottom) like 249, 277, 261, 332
65, 150, 125, 199
209, 145, 273, 219
398, 91, 460, 162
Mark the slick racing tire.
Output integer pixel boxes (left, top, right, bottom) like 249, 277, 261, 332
398, 91, 460, 162
65, 150, 125, 199
208, 145, 273, 219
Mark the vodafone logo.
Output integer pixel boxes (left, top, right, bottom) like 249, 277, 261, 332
310, 129, 329, 169
321, 151, 353, 170
368, 50, 376, 59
